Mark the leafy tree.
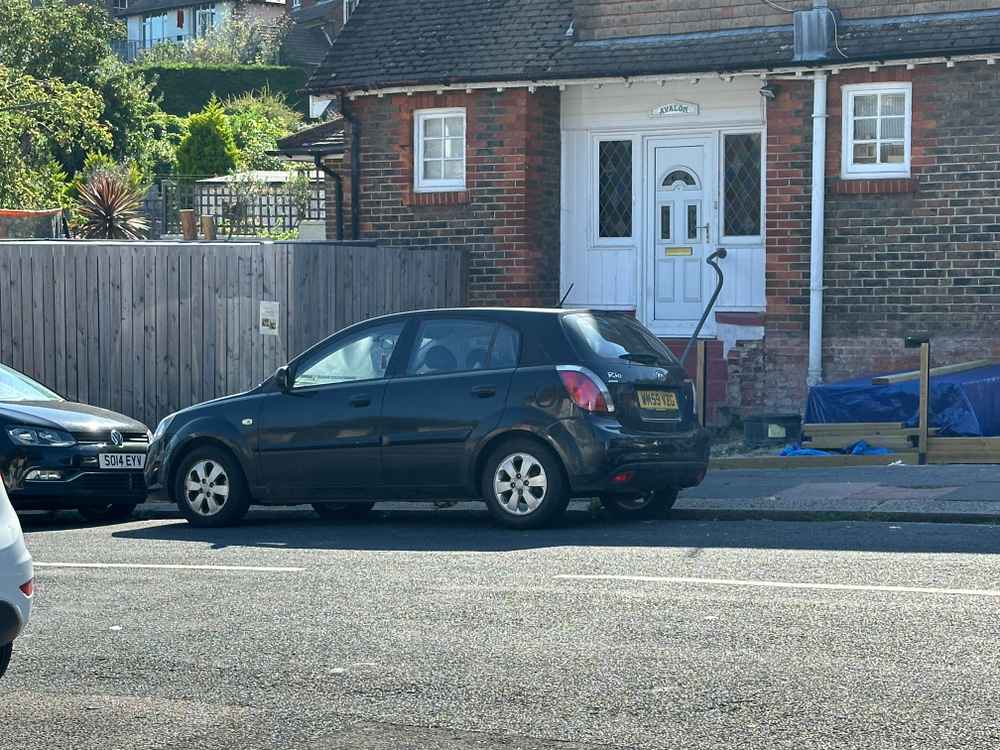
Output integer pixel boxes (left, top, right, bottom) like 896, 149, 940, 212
0, 65, 109, 209
223, 89, 303, 170
0, 0, 167, 179
175, 100, 239, 178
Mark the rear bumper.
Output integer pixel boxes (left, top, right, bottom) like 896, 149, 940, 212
553, 416, 711, 494
0, 600, 21, 646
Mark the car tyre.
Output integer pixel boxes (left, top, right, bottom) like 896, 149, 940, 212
0, 642, 11, 678
78, 502, 139, 524
481, 438, 569, 529
312, 502, 375, 521
600, 488, 679, 520
174, 447, 250, 527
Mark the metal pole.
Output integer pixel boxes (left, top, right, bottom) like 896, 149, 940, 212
681, 248, 727, 369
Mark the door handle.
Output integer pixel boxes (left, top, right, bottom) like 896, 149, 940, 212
349, 395, 371, 408
471, 385, 496, 398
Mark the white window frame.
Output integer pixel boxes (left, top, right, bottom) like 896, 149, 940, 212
591, 134, 638, 248
413, 108, 466, 193
719, 129, 764, 243
195, 3, 216, 37
841, 82, 912, 179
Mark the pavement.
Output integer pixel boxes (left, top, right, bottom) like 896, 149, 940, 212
121, 463, 1000, 524
3, 506, 1000, 749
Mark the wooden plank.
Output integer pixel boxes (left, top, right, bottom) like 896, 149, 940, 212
89, 246, 104, 408
251, 245, 264, 387
918, 342, 930, 463
225, 247, 239, 394
155, 245, 169, 423
75, 250, 89, 405
802, 422, 905, 435
872, 358, 994, 386
191, 249, 204, 406
40, 248, 55, 389
214, 247, 227, 399
8, 247, 22, 373
711, 453, 918, 471
62, 246, 78, 401
239, 244, 252, 392
166, 246, 180, 413
144, 246, 158, 427
804, 435, 916, 451
262, 245, 276, 376
0, 247, 10, 367
119, 249, 133, 418
30, 248, 44, 383
109, 247, 123, 414
178, 245, 192, 409
274, 243, 288, 364
52, 245, 66, 396
131, 246, 145, 426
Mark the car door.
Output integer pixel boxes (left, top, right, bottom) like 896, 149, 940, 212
380, 317, 520, 496
256, 319, 407, 500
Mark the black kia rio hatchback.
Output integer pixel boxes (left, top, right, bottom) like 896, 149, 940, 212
145, 308, 710, 529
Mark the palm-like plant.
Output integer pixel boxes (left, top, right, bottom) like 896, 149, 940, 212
74, 172, 150, 240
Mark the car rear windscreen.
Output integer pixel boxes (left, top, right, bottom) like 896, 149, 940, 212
562, 313, 679, 367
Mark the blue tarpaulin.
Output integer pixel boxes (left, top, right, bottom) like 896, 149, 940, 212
805, 365, 1000, 437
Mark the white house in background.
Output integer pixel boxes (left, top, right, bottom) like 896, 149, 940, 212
112, 0, 287, 62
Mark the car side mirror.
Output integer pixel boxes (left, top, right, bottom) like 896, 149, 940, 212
275, 366, 292, 393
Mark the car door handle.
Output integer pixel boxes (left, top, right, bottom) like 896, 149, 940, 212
471, 385, 496, 398
349, 395, 372, 408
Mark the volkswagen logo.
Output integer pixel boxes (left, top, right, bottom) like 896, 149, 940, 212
110, 429, 124, 447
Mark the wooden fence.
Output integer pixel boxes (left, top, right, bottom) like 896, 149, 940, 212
0, 241, 467, 428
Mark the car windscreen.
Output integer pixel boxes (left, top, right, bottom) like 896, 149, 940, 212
0, 364, 61, 402
562, 313, 679, 368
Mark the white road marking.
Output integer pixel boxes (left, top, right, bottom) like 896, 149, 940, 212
35, 562, 303, 573
555, 574, 1000, 598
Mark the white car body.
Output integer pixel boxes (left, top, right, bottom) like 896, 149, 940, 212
0, 480, 32, 677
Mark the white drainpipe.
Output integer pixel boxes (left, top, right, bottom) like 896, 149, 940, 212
807, 71, 828, 387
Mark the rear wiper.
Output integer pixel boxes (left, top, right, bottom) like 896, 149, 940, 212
618, 352, 658, 364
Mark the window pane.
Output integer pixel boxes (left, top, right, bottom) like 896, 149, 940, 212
663, 170, 696, 189
881, 143, 905, 164
423, 160, 442, 179
424, 138, 443, 159
444, 116, 464, 137
853, 142, 877, 164
424, 117, 443, 137
881, 93, 906, 116
597, 140, 632, 238
723, 133, 762, 237
443, 159, 463, 179
853, 118, 877, 140
407, 319, 497, 375
881, 116, 905, 140
687, 204, 698, 240
660, 205, 671, 241
854, 94, 878, 117
563, 312, 678, 367
295, 322, 404, 387
445, 137, 463, 158
489, 325, 521, 369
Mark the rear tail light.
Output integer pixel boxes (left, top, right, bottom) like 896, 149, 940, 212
19, 579, 33, 597
557, 366, 615, 414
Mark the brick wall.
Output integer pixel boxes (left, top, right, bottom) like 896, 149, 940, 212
335, 89, 562, 307
730, 62, 1000, 418
575, 0, 995, 41
821, 63, 1000, 380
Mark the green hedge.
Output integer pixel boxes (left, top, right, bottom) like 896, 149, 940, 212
141, 64, 309, 116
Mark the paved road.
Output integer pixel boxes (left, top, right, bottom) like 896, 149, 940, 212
4, 506, 1000, 749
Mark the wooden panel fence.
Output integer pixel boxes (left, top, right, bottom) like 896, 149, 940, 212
0, 240, 467, 428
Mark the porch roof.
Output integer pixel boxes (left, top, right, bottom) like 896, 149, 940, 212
275, 117, 346, 157
306, 5, 1000, 94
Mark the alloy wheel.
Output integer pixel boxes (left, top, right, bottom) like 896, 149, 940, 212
493, 452, 548, 515
184, 459, 230, 516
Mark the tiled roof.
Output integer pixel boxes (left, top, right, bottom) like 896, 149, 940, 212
282, 23, 332, 68
307, 6, 1000, 93
307, 0, 574, 92
275, 116, 345, 155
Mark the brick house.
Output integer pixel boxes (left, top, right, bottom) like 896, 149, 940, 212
294, 0, 1000, 424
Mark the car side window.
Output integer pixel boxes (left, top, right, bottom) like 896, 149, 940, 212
489, 324, 520, 369
293, 321, 405, 389
407, 319, 497, 376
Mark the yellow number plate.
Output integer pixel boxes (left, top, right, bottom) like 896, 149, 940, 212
637, 390, 679, 411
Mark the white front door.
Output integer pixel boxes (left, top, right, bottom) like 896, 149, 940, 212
644, 136, 717, 337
